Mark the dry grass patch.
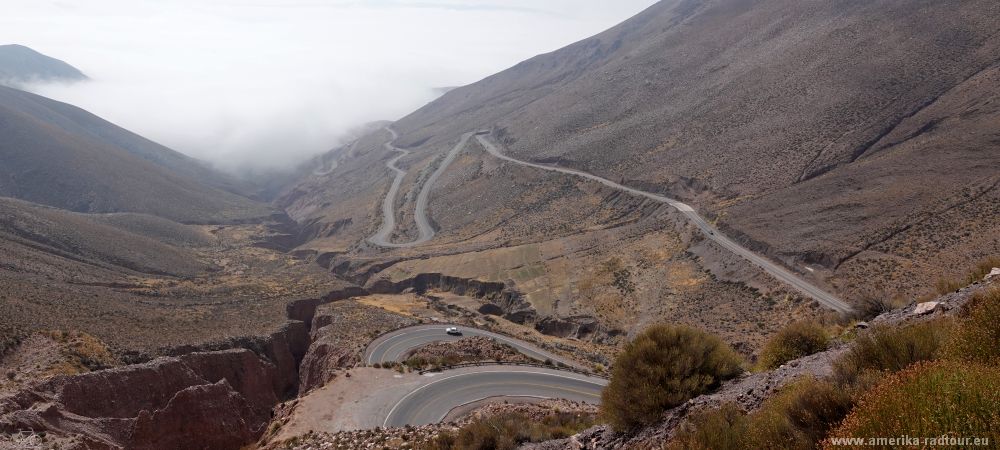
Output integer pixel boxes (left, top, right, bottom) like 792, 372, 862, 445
942, 287, 1000, 366
935, 256, 1000, 295
824, 361, 1000, 449
420, 411, 595, 450
668, 378, 853, 450
832, 320, 952, 389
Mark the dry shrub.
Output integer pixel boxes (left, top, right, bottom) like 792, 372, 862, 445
824, 361, 1000, 449
832, 320, 951, 388
667, 378, 853, 450
755, 378, 854, 448
853, 294, 908, 321
602, 324, 744, 431
935, 256, 1000, 295
667, 403, 748, 450
420, 412, 594, 450
757, 321, 829, 370
943, 287, 1000, 366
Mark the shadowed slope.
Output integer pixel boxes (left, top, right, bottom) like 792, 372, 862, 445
0, 86, 271, 223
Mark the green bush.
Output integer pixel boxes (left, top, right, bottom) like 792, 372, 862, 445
824, 361, 1000, 449
943, 287, 1000, 366
418, 412, 594, 450
757, 321, 829, 370
601, 324, 744, 431
832, 320, 951, 387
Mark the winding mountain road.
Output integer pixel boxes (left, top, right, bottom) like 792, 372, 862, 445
368, 128, 473, 248
354, 325, 603, 428
475, 134, 854, 314
382, 367, 606, 427
364, 324, 578, 368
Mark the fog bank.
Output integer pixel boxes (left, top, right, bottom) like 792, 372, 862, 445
2, 0, 657, 173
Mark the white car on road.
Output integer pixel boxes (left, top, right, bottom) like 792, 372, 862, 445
445, 327, 462, 336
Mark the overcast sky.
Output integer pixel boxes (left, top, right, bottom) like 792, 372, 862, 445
1, 0, 657, 173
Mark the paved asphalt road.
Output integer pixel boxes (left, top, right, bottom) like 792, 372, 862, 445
368, 128, 473, 248
382, 367, 607, 427
475, 134, 854, 314
363, 324, 577, 367
367, 127, 411, 247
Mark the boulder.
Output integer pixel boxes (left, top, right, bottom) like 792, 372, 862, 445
913, 301, 943, 315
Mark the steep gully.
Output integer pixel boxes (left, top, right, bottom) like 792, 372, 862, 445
365, 126, 852, 314
0, 287, 365, 450
0, 275, 574, 448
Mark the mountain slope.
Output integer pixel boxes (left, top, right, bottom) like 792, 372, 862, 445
0, 197, 212, 277
0, 44, 87, 85
0, 86, 271, 223
374, 0, 1000, 298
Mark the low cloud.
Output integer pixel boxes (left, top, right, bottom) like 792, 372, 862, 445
4, 0, 656, 174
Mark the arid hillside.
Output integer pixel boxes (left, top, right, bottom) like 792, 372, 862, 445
284, 0, 1000, 310
0, 86, 271, 223
0, 196, 343, 357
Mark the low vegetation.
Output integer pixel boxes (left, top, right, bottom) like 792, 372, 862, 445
667, 279, 1000, 449
667, 403, 748, 450
853, 294, 908, 321
757, 321, 829, 370
832, 320, 951, 388
42, 330, 119, 373
419, 411, 595, 450
403, 354, 463, 371
749, 378, 854, 449
669, 378, 853, 450
934, 256, 1000, 295
824, 361, 1000, 449
601, 324, 744, 431
942, 288, 1000, 365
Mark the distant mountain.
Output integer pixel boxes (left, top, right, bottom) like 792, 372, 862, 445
0, 86, 272, 223
0, 44, 87, 85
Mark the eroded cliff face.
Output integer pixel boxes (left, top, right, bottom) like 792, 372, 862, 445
0, 348, 282, 449
366, 273, 612, 341
367, 273, 537, 324
0, 287, 369, 450
297, 299, 417, 393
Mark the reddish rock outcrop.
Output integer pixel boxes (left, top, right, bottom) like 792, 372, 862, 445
0, 288, 371, 449
0, 348, 283, 449
297, 300, 417, 393
128, 380, 263, 450
297, 342, 354, 394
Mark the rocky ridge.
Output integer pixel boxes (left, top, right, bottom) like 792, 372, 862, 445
525, 276, 997, 449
